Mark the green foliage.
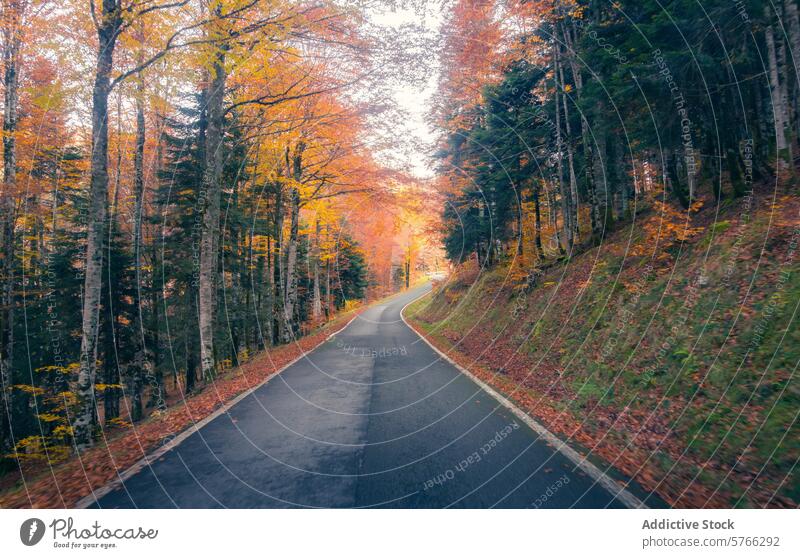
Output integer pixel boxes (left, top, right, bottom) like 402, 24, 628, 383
334, 238, 369, 308
439, 0, 785, 266
415, 203, 800, 506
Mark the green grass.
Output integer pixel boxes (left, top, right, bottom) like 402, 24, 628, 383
408, 201, 800, 507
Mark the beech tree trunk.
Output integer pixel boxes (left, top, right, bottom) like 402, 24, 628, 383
570, 18, 600, 237
148, 118, 164, 409
149, 239, 164, 409
560, 24, 580, 244
546, 180, 558, 243
325, 247, 331, 318
272, 181, 283, 345
281, 142, 305, 343
777, 16, 794, 165
553, 43, 571, 252
583, 116, 600, 240
198, 46, 226, 381
268, 249, 275, 345
786, 0, 800, 140
765, 4, 790, 166
0, 0, 22, 454
532, 182, 543, 257
617, 136, 630, 218
74, 2, 121, 449
185, 286, 197, 393
282, 188, 300, 342
779, 30, 792, 122
312, 219, 322, 319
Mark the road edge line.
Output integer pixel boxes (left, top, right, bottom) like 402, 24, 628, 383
75, 311, 364, 509
399, 290, 649, 510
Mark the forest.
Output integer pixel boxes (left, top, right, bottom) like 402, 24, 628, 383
0, 0, 438, 470
414, 0, 800, 507
0, 0, 799, 510
437, 0, 797, 266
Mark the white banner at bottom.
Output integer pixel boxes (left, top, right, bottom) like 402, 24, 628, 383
1, 509, 798, 557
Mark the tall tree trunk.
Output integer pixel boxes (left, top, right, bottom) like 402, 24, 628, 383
559, 25, 580, 244
198, 45, 226, 381
785, 0, 800, 141
546, 179, 561, 254
103, 94, 122, 425
74, 2, 121, 449
229, 180, 242, 364
148, 119, 164, 408
564, 20, 600, 240
666, 148, 689, 208
777, 4, 793, 140
149, 239, 164, 408
265, 243, 273, 346
325, 239, 331, 318
477, 197, 486, 264
765, 4, 790, 167
272, 181, 283, 345
130, 69, 148, 420
0, 0, 21, 455
616, 136, 631, 218
102, 289, 119, 423
583, 121, 600, 241
281, 142, 304, 343
532, 183, 543, 257
595, 130, 612, 229
553, 43, 571, 252
244, 221, 253, 352
282, 189, 300, 342
185, 286, 197, 393
753, 72, 770, 160
312, 219, 322, 319
255, 240, 266, 350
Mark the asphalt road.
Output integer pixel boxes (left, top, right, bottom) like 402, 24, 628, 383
92, 284, 650, 508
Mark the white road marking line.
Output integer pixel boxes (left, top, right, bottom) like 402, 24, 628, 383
77, 311, 363, 509
399, 287, 649, 510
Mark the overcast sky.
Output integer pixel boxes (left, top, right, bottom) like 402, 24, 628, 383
366, 2, 446, 178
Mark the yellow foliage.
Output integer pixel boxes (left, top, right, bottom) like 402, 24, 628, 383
107, 417, 131, 429
56, 391, 78, 406
7, 435, 70, 464
36, 362, 79, 375
95, 383, 123, 392
52, 424, 74, 437
630, 195, 705, 257
343, 299, 361, 312
13, 384, 44, 396
218, 359, 233, 370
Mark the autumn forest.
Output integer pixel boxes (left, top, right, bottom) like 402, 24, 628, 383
1, 0, 799, 510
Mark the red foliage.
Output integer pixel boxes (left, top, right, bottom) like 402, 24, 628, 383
0, 310, 363, 509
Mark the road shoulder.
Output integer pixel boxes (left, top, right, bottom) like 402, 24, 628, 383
0, 308, 364, 509
401, 289, 658, 509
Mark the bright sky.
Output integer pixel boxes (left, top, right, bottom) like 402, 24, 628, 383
367, 3, 446, 178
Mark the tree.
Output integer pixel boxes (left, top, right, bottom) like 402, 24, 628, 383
0, 0, 26, 457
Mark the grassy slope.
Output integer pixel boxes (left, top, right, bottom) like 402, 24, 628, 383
407, 192, 800, 508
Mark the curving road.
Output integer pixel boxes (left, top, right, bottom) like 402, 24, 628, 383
90, 283, 658, 508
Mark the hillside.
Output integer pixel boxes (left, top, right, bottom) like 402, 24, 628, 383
406, 189, 800, 508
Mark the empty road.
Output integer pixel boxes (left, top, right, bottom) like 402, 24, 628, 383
90, 284, 655, 508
